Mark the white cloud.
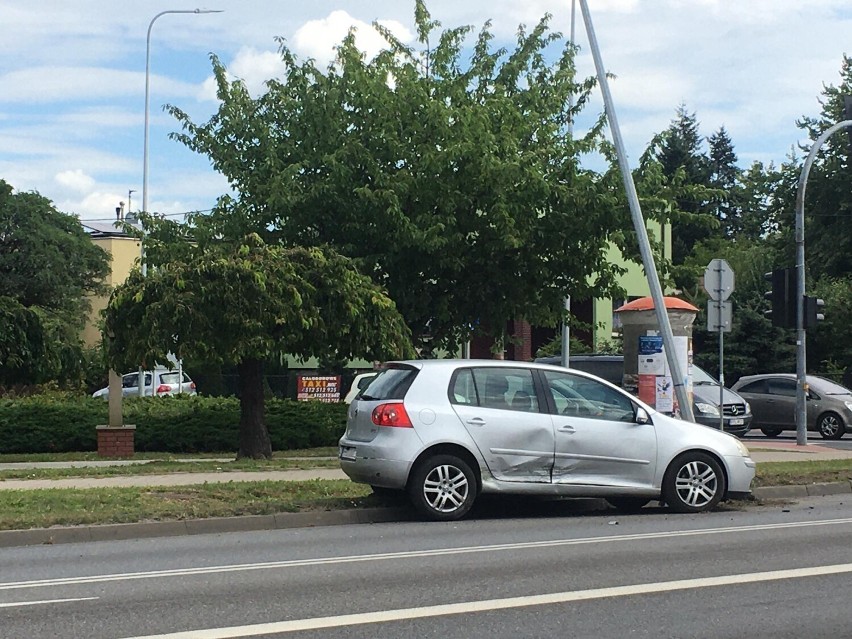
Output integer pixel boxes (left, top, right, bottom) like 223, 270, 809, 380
55, 169, 96, 193
199, 47, 289, 101
0, 67, 195, 104
292, 10, 413, 67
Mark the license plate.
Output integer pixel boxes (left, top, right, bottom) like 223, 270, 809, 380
729, 418, 744, 426
339, 446, 356, 461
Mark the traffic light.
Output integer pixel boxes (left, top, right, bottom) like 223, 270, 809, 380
764, 268, 796, 328
803, 295, 825, 329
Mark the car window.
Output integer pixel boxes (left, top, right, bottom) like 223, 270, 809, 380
767, 378, 796, 397
360, 366, 417, 400
122, 374, 138, 388
458, 368, 539, 412
356, 375, 375, 391
160, 373, 180, 384
736, 380, 765, 394
544, 370, 636, 422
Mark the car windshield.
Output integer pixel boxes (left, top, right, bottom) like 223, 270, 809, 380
691, 365, 720, 385
811, 377, 852, 396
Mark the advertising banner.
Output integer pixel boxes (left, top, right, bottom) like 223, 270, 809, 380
297, 375, 342, 403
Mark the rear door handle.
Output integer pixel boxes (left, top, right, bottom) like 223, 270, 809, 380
558, 425, 576, 433
466, 417, 486, 427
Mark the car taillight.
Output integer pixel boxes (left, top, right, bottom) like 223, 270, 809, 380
156, 384, 170, 394
190, 382, 196, 390
371, 402, 413, 428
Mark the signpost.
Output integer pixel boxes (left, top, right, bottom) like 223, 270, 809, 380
704, 259, 735, 431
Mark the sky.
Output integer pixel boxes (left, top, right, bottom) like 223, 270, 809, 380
1, 0, 850, 222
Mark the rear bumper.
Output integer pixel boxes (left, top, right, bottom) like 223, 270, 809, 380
338, 437, 415, 489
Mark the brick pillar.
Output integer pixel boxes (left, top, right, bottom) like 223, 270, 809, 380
96, 425, 136, 457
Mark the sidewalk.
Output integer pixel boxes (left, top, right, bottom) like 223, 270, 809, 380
0, 441, 849, 490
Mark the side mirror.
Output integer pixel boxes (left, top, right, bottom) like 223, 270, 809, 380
635, 407, 651, 425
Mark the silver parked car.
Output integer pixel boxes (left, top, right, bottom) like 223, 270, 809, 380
92, 369, 197, 398
339, 360, 755, 521
731, 374, 852, 439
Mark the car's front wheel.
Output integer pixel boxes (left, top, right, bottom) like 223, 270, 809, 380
662, 452, 726, 513
817, 412, 846, 440
407, 454, 477, 521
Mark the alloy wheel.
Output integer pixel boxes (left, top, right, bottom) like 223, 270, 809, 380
422, 464, 470, 514
673, 460, 719, 509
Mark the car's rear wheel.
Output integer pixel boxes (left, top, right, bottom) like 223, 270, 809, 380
662, 452, 726, 514
817, 412, 845, 440
760, 427, 783, 438
605, 497, 651, 513
407, 454, 477, 521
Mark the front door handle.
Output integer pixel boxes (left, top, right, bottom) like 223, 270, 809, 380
466, 417, 486, 427
558, 425, 576, 433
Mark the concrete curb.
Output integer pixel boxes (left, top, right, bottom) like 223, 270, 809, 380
752, 480, 852, 500
2, 482, 851, 549
0, 506, 415, 549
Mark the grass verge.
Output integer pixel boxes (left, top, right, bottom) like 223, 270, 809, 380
753, 459, 852, 486
0, 480, 374, 531
0, 458, 848, 532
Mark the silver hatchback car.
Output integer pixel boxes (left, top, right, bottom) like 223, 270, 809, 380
339, 360, 755, 521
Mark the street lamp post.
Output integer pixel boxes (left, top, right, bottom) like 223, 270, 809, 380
137, 8, 222, 398
793, 118, 852, 445
142, 8, 223, 220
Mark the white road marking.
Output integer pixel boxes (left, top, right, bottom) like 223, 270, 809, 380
3, 517, 852, 592
120, 562, 852, 638
0, 596, 98, 608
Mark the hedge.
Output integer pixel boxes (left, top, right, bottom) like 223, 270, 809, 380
0, 394, 349, 454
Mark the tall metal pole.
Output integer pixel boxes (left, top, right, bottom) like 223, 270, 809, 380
577, 0, 694, 421
561, 0, 577, 368
143, 9, 223, 219
139, 8, 222, 397
794, 119, 852, 445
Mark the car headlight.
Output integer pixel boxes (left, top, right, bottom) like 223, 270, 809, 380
845, 401, 852, 413
744, 401, 751, 415
695, 402, 720, 416
733, 438, 750, 457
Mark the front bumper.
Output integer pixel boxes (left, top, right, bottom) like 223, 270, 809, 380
696, 414, 752, 437
725, 454, 757, 496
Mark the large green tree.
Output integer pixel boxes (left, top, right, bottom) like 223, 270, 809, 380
166, 2, 631, 354
104, 217, 413, 458
797, 55, 852, 280
0, 180, 109, 387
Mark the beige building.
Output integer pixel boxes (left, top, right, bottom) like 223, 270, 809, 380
81, 222, 142, 347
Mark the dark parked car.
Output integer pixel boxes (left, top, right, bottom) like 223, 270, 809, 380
731, 374, 852, 439
534, 354, 752, 436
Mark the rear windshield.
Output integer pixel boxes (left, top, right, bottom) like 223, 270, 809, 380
159, 372, 191, 384
359, 366, 418, 401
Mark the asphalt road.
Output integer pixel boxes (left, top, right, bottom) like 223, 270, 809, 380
3, 494, 852, 638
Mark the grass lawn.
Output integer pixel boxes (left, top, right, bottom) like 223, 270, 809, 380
0, 453, 848, 532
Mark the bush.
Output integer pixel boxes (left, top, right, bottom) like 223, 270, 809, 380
0, 393, 348, 454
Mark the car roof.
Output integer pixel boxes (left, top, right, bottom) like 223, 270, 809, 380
382, 359, 626, 383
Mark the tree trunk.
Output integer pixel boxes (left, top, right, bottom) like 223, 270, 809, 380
237, 357, 272, 459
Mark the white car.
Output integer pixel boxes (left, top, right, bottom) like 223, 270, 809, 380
339, 359, 756, 521
93, 369, 196, 398
344, 372, 378, 404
